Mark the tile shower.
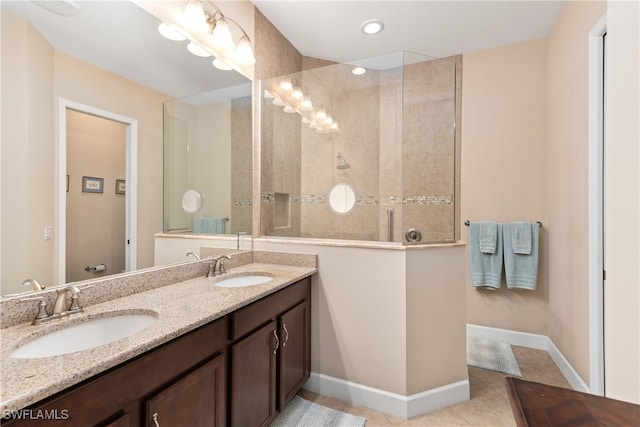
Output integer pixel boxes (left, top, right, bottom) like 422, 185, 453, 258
261, 52, 462, 243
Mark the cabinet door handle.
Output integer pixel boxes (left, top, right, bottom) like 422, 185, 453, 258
273, 329, 280, 354
282, 323, 289, 347
152, 413, 160, 427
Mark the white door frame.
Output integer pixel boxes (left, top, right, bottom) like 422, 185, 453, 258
587, 13, 607, 396
58, 99, 138, 284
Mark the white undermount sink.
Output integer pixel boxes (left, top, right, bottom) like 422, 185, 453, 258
11, 313, 157, 359
215, 275, 272, 288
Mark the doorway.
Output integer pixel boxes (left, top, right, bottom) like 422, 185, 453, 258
58, 99, 138, 284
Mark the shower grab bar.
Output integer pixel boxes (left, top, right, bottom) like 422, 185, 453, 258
464, 220, 542, 227
387, 208, 394, 242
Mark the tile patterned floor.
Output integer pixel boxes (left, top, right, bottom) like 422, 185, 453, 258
299, 346, 572, 426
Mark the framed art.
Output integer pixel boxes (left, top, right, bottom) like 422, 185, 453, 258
82, 176, 103, 193
116, 179, 126, 195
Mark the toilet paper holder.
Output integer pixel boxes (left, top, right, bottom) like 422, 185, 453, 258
85, 264, 106, 273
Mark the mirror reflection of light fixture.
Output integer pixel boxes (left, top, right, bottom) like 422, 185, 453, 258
158, 23, 186, 41
157, 0, 256, 70
352, 66, 367, 75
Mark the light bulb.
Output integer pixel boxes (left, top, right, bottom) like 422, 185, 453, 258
187, 42, 211, 57
299, 97, 313, 111
316, 109, 327, 120
183, 0, 208, 33
234, 36, 256, 66
291, 86, 303, 100
213, 58, 233, 70
211, 19, 235, 52
158, 23, 186, 41
279, 79, 293, 92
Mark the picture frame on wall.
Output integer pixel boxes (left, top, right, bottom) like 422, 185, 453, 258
116, 179, 126, 195
82, 176, 104, 193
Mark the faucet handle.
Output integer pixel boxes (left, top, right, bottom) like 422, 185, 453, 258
66, 285, 91, 313
20, 296, 50, 324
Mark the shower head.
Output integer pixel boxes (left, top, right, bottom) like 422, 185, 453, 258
336, 153, 350, 170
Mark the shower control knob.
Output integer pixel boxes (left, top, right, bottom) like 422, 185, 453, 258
405, 228, 422, 243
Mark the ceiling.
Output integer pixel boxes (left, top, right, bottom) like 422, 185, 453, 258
1, 0, 566, 99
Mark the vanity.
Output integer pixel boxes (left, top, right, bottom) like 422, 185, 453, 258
0, 252, 316, 427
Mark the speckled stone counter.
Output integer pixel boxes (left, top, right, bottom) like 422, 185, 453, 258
0, 253, 317, 414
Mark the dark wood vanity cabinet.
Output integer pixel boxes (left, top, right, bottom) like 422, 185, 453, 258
3, 317, 227, 427
230, 278, 311, 426
4, 277, 311, 427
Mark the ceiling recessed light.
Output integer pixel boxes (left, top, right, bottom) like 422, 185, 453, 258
352, 67, 367, 75
361, 19, 384, 35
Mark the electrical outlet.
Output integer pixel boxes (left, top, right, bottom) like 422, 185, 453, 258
44, 226, 53, 241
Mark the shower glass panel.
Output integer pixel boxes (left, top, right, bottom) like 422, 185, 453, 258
260, 51, 458, 244
163, 84, 253, 235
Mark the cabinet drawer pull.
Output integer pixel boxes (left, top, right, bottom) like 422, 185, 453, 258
273, 329, 280, 354
282, 323, 289, 347
152, 413, 160, 427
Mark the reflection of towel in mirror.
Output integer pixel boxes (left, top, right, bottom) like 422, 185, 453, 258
193, 217, 205, 233
469, 222, 503, 290
503, 222, 539, 290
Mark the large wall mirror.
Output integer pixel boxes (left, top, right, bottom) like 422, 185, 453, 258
0, 1, 252, 296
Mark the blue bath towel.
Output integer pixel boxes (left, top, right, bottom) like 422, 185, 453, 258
511, 222, 532, 254
193, 217, 205, 233
479, 221, 498, 254
503, 222, 539, 290
469, 222, 503, 289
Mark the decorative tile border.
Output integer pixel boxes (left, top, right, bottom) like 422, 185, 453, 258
261, 192, 453, 206
233, 197, 253, 207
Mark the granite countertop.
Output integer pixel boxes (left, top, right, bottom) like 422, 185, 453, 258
0, 262, 316, 414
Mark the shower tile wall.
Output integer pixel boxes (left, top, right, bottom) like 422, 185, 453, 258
230, 96, 253, 233
299, 64, 382, 240
402, 55, 461, 242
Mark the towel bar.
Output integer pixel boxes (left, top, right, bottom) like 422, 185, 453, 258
464, 220, 542, 227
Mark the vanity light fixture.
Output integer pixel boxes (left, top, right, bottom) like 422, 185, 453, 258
360, 19, 384, 35
187, 41, 212, 57
158, 0, 256, 71
213, 58, 233, 70
158, 23, 187, 41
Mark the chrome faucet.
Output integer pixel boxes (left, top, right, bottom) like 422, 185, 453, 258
186, 252, 201, 260
20, 285, 90, 325
206, 255, 232, 277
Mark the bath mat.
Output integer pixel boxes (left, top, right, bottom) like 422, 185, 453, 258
270, 396, 367, 427
467, 336, 522, 377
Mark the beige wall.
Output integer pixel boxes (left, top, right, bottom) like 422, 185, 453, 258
546, 0, 607, 387
604, 0, 640, 403
461, 39, 549, 335
254, 239, 467, 397
1, 12, 54, 294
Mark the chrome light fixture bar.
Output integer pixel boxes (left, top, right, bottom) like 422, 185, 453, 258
157, 0, 256, 72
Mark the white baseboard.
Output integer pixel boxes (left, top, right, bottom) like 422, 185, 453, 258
467, 324, 590, 393
303, 372, 470, 420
